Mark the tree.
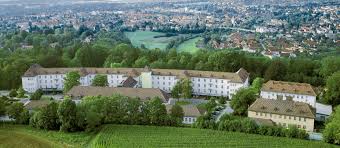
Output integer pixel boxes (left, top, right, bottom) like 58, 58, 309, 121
320, 57, 340, 78
171, 78, 193, 99
9, 89, 18, 97
170, 104, 184, 120
206, 98, 217, 113
58, 98, 78, 132
30, 89, 43, 100
218, 96, 227, 104
251, 77, 264, 94
171, 82, 181, 99
324, 105, 340, 144
146, 97, 168, 125
63, 71, 80, 93
33, 102, 60, 130
133, 56, 149, 68
0, 99, 6, 116
17, 87, 26, 98
91, 75, 108, 87
264, 60, 287, 81
324, 72, 340, 106
181, 78, 193, 99
230, 88, 257, 116
6, 102, 25, 123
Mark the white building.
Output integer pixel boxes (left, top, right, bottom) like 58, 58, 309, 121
22, 64, 249, 98
260, 80, 317, 107
166, 105, 203, 124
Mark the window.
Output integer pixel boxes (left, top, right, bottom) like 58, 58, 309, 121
188, 118, 192, 122
294, 117, 296, 120
298, 125, 301, 128
260, 113, 263, 116
304, 118, 306, 122
256, 112, 258, 116
289, 116, 291, 120
284, 115, 286, 119
303, 125, 306, 129
299, 117, 301, 121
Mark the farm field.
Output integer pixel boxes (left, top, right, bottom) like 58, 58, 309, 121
0, 124, 336, 148
177, 37, 203, 53
90, 125, 335, 148
124, 31, 178, 50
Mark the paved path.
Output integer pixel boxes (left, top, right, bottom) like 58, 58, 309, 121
216, 101, 234, 122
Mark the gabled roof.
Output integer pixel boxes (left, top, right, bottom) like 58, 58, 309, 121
24, 100, 50, 110
67, 86, 169, 103
120, 76, 138, 88
166, 105, 203, 117
261, 80, 316, 96
248, 98, 315, 119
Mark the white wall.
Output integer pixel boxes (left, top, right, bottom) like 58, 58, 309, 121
183, 116, 197, 124
260, 91, 316, 107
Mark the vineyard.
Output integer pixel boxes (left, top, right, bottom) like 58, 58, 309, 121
89, 125, 335, 148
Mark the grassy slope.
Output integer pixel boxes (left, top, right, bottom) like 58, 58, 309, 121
0, 130, 57, 148
177, 37, 203, 53
90, 125, 336, 148
0, 124, 95, 148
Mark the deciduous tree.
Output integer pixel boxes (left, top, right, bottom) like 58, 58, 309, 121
63, 71, 80, 93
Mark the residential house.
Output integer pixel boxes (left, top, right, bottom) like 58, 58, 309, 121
166, 105, 204, 124
248, 98, 315, 132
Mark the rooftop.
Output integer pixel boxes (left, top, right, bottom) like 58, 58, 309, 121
166, 105, 203, 117
66, 86, 169, 103
261, 80, 316, 96
248, 98, 315, 119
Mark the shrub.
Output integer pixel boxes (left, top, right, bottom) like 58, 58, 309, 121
30, 89, 43, 100
17, 87, 26, 98
284, 125, 299, 138
241, 118, 258, 134
9, 89, 18, 97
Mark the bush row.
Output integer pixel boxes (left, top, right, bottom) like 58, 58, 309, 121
194, 114, 308, 140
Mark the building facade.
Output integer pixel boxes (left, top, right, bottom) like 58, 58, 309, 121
260, 80, 317, 107
248, 99, 315, 132
22, 64, 249, 98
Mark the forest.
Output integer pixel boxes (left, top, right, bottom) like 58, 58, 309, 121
0, 26, 339, 97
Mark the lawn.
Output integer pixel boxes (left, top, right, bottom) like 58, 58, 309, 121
0, 124, 95, 148
124, 31, 177, 50
177, 37, 203, 53
0, 130, 57, 148
90, 125, 335, 148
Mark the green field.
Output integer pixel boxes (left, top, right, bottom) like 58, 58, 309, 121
0, 125, 94, 148
177, 37, 203, 53
90, 125, 335, 148
0, 124, 336, 148
124, 31, 177, 50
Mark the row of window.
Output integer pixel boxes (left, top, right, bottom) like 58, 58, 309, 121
255, 112, 307, 122
184, 117, 196, 123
